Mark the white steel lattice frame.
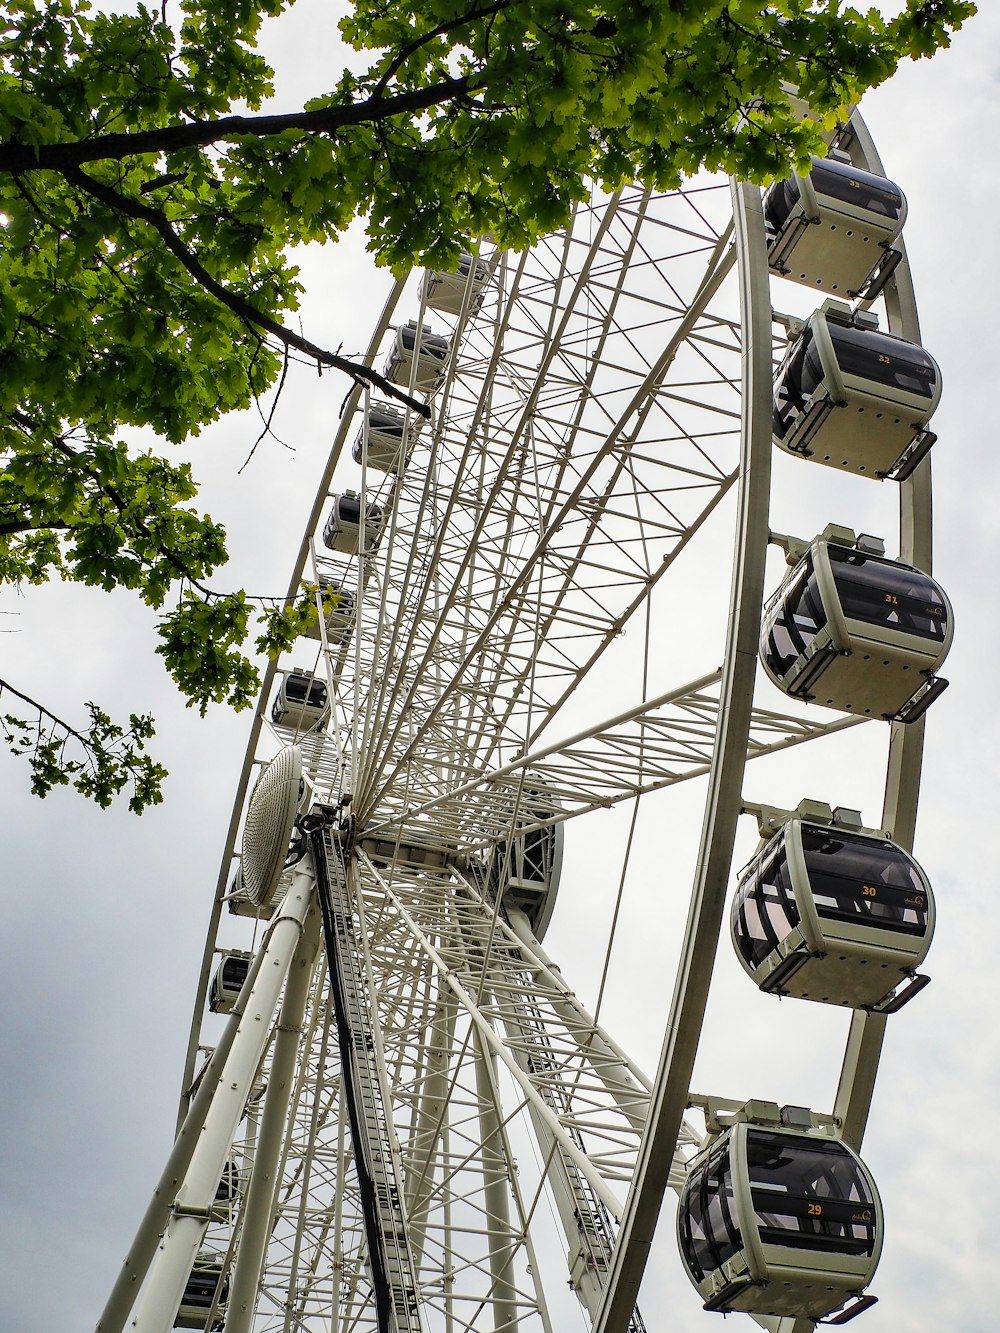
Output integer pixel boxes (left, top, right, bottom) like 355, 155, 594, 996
99, 108, 936, 1333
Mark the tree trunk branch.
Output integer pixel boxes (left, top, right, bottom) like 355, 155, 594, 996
61, 165, 431, 417
0, 72, 482, 174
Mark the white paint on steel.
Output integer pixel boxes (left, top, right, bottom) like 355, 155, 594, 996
129, 862, 316, 1331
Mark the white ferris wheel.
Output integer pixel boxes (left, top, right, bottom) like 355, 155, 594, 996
96, 104, 950, 1333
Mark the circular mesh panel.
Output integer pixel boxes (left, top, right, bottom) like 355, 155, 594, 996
241, 746, 303, 907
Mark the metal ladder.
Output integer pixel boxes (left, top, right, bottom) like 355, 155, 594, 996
311, 822, 422, 1333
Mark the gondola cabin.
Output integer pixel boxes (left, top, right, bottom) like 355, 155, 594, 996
175, 1255, 228, 1329
303, 579, 355, 642
271, 669, 330, 732
208, 950, 253, 1014
491, 782, 564, 942
732, 817, 934, 1009
678, 1120, 882, 1320
384, 319, 450, 393
772, 301, 941, 478
351, 402, 416, 473
322, 491, 385, 556
764, 152, 906, 298
421, 251, 492, 316
760, 529, 952, 723
227, 866, 278, 920
781, 86, 844, 147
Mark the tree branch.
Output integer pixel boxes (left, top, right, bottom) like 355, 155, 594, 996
59, 164, 432, 417
1, 677, 96, 752
371, 0, 509, 98
5, 413, 296, 607
0, 517, 71, 536
0, 72, 483, 174
0, 677, 167, 811
240, 342, 292, 473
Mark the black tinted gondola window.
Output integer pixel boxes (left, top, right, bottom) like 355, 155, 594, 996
284, 676, 328, 708
338, 495, 363, 526
764, 176, 802, 232
800, 335, 827, 401
828, 545, 948, 641
183, 1266, 227, 1307
810, 159, 904, 220
761, 554, 827, 678
221, 956, 251, 989
733, 836, 800, 969
456, 252, 488, 280
800, 825, 929, 935
772, 331, 818, 440
747, 1130, 877, 1257
284, 675, 309, 703
679, 1141, 743, 1282
215, 1160, 239, 1202
369, 409, 404, 438
402, 324, 448, 359
325, 585, 353, 615
828, 323, 936, 398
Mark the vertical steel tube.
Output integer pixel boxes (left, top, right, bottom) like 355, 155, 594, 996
473, 1029, 520, 1331
404, 970, 459, 1265
225, 909, 321, 1332
95, 941, 272, 1333
128, 864, 316, 1333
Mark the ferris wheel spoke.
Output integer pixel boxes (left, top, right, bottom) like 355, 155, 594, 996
363, 671, 868, 851
355, 194, 741, 817
359, 857, 630, 1220
360, 381, 743, 820
349, 192, 637, 797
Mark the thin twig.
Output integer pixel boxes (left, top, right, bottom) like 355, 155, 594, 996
240, 343, 293, 473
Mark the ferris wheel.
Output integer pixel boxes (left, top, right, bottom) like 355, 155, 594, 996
96, 105, 950, 1333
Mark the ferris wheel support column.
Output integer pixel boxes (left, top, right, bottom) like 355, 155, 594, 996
403, 974, 460, 1266
592, 179, 775, 1333
473, 1026, 521, 1330
225, 909, 322, 1333
96, 932, 280, 1333
128, 863, 317, 1333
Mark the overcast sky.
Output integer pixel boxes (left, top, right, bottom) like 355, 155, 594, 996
1, 6, 997, 1332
